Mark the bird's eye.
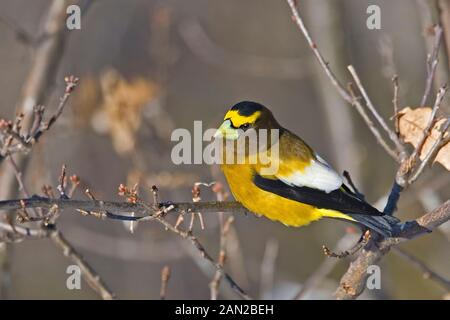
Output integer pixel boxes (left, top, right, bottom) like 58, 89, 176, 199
240, 123, 250, 131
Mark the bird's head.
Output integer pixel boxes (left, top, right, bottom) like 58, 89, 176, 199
214, 101, 279, 140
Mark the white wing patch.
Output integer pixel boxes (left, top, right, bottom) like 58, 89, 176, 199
278, 154, 343, 193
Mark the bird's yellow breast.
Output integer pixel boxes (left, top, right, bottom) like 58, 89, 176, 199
221, 163, 348, 227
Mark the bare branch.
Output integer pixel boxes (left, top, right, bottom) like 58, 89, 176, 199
286, 0, 404, 161
259, 238, 279, 299
348, 65, 406, 158
210, 216, 235, 300
347, 83, 399, 159
392, 75, 401, 136
293, 232, 358, 300
409, 85, 448, 167
179, 18, 312, 80
286, 0, 351, 101
335, 200, 450, 299
50, 229, 116, 300
421, 24, 443, 106
159, 265, 171, 300
393, 247, 450, 291
0, 198, 248, 218
408, 117, 450, 184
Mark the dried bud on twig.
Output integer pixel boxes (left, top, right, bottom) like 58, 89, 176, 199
64, 75, 79, 93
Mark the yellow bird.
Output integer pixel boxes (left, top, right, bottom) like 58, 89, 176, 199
215, 101, 398, 236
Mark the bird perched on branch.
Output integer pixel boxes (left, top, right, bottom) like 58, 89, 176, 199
214, 101, 399, 237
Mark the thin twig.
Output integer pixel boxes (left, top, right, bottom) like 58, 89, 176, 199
393, 247, 450, 291
285, 0, 351, 102
259, 238, 279, 299
335, 200, 450, 299
409, 85, 447, 168
49, 229, 116, 300
2, 160, 115, 300
293, 233, 357, 300
137, 186, 250, 300
348, 65, 406, 158
421, 24, 443, 106
347, 83, 399, 159
392, 75, 401, 136
210, 216, 235, 300
0, 198, 249, 218
159, 265, 171, 300
286, 0, 405, 161
408, 117, 450, 184
151, 211, 250, 300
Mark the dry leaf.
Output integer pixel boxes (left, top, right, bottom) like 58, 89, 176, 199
398, 107, 450, 171
97, 69, 160, 155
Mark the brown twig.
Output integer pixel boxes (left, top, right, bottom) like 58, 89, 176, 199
50, 229, 116, 300
421, 24, 444, 106
210, 216, 235, 300
347, 83, 399, 160
1, 194, 448, 300
150, 210, 250, 300
393, 247, 450, 291
417, 0, 449, 100
0, 198, 249, 218
125, 185, 251, 300
408, 117, 450, 184
286, 0, 405, 161
285, 0, 350, 101
28, 76, 79, 144
335, 200, 450, 299
3, 162, 116, 300
347, 65, 406, 159
392, 75, 401, 137
409, 85, 447, 168
159, 265, 171, 300
0, 13, 35, 45
179, 18, 312, 80
259, 238, 279, 299
293, 232, 358, 300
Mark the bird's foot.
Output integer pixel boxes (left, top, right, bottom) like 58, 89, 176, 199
322, 230, 371, 259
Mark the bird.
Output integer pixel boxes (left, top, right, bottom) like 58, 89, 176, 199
214, 101, 399, 237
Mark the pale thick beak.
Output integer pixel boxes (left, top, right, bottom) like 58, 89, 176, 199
214, 119, 239, 140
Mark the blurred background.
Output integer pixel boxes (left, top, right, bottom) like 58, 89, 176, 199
0, 0, 449, 299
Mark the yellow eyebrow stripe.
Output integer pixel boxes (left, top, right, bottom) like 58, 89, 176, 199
224, 110, 261, 127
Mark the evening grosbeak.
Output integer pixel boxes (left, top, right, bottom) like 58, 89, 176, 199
214, 101, 398, 236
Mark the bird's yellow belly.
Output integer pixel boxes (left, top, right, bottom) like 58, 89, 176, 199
221, 164, 348, 227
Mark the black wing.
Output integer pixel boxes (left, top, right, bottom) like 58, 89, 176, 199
253, 174, 382, 216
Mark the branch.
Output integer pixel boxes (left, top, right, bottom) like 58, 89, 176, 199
285, 0, 351, 101
393, 247, 450, 291
347, 83, 399, 160
347, 65, 406, 157
286, 0, 404, 161
50, 229, 116, 300
159, 265, 171, 300
420, 24, 443, 106
0, 0, 75, 204
293, 232, 358, 299
210, 216, 235, 300
1, 160, 116, 300
179, 18, 312, 80
0, 198, 248, 218
335, 200, 450, 299
0, 192, 251, 300
2, 195, 448, 300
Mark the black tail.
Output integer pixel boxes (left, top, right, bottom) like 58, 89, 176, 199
346, 214, 400, 237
